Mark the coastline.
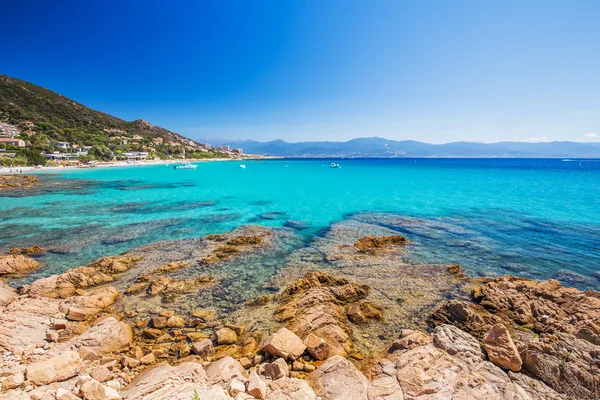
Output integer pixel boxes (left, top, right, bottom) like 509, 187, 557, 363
0, 225, 596, 399
0, 155, 280, 175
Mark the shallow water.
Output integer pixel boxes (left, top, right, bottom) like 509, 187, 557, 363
1, 158, 599, 289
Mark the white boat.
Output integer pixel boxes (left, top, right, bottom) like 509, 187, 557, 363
330, 162, 341, 168
174, 163, 197, 170
240, 164, 246, 169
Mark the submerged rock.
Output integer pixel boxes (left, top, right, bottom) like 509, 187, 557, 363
8, 245, 46, 256
354, 235, 407, 253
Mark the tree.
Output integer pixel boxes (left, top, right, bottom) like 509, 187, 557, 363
88, 145, 114, 161
16, 148, 46, 166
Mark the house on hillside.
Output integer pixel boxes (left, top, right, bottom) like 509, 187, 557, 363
56, 142, 71, 150
0, 137, 26, 147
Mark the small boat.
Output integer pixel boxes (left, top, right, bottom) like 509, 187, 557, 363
174, 163, 197, 170
240, 164, 246, 169
330, 162, 341, 168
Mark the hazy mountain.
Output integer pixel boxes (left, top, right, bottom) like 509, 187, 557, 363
210, 137, 600, 158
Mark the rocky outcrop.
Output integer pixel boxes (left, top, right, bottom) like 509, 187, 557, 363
0, 254, 40, 275
8, 245, 45, 255
25, 255, 141, 298
430, 276, 600, 399
432, 324, 486, 367
0, 174, 38, 190
275, 272, 372, 356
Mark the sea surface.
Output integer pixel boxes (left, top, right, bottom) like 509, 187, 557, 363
1, 158, 599, 290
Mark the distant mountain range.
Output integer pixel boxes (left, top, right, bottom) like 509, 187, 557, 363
204, 137, 600, 158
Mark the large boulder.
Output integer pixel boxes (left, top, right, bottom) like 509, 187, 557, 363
0, 254, 40, 276
25, 351, 82, 386
482, 324, 522, 372
261, 327, 306, 360
307, 355, 369, 400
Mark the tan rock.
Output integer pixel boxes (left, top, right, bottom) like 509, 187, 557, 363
0, 254, 40, 275
261, 327, 306, 360
52, 318, 68, 330
0, 280, 17, 307
391, 329, 432, 350
166, 315, 186, 328
1, 368, 25, 390
264, 358, 289, 380
304, 333, 332, 360
483, 324, 522, 372
71, 317, 133, 355
81, 378, 121, 400
307, 355, 368, 400
266, 377, 318, 400
140, 353, 156, 365
26, 351, 82, 386
216, 327, 238, 345
432, 324, 486, 367
346, 301, 382, 324
247, 371, 267, 399
192, 338, 214, 357
367, 376, 404, 400
66, 306, 88, 321
90, 365, 112, 382
205, 356, 247, 387
121, 356, 140, 368
150, 316, 167, 329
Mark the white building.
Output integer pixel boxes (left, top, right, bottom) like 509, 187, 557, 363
122, 152, 149, 160
56, 142, 71, 149
0, 138, 26, 147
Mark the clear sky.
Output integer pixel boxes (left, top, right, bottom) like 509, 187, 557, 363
2, 0, 599, 143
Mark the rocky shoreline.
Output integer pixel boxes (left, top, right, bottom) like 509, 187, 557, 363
0, 224, 598, 399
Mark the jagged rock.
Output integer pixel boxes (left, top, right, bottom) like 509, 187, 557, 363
1, 367, 25, 390
205, 356, 248, 387
216, 327, 238, 345
508, 372, 567, 400
26, 351, 82, 385
192, 338, 215, 357
260, 327, 306, 360
90, 365, 112, 382
482, 324, 522, 372
276, 272, 369, 356
0, 280, 17, 307
522, 332, 599, 399
432, 324, 486, 367
354, 235, 406, 253
304, 333, 331, 360
307, 355, 369, 400
266, 377, 318, 400
263, 358, 289, 379
247, 371, 267, 399
166, 315, 186, 327
9, 246, 45, 255
0, 254, 40, 275
25, 255, 141, 298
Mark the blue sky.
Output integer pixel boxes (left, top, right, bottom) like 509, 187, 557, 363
2, 0, 599, 143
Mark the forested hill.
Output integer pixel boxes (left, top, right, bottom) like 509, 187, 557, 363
0, 73, 205, 157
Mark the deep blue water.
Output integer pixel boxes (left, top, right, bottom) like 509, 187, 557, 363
1, 158, 599, 289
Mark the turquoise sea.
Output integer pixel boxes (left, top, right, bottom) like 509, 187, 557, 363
1, 158, 599, 290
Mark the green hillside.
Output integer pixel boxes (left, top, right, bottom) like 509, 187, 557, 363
0, 73, 225, 164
